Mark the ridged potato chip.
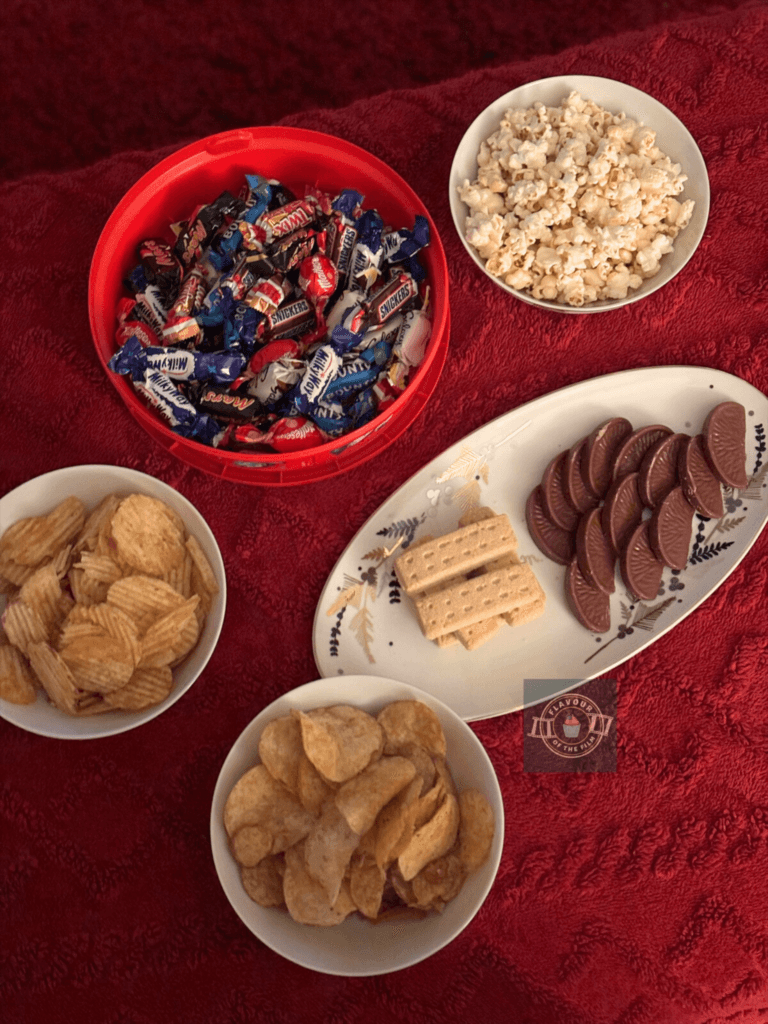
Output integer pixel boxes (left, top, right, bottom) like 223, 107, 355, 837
27, 642, 81, 714
111, 494, 185, 576
105, 665, 173, 710
139, 596, 200, 668
19, 563, 63, 633
60, 633, 135, 692
2, 600, 48, 655
106, 575, 187, 634
0, 496, 85, 568
0, 642, 37, 704
73, 494, 121, 555
0, 490, 217, 719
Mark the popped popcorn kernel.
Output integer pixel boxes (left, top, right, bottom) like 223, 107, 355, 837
459, 91, 695, 306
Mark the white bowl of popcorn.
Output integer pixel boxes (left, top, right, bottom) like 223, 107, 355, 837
0, 465, 226, 739
449, 76, 709, 312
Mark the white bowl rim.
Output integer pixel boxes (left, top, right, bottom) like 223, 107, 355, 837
0, 464, 227, 739
209, 675, 505, 976
449, 74, 711, 313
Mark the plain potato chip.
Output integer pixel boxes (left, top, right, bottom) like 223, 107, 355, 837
104, 665, 173, 710
296, 751, 335, 816
282, 842, 356, 927
241, 856, 285, 907
231, 824, 273, 867
225, 699, 496, 927
377, 700, 447, 758
349, 849, 386, 919
0, 643, 37, 704
398, 792, 460, 881
396, 741, 436, 796
297, 705, 384, 783
334, 755, 417, 836
258, 715, 303, 794
374, 775, 423, 870
410, 851, 466, 911
223, 764, 315, 850
111, 494, 185, 576
303, 802, 361, 904
457, 788, 495, 872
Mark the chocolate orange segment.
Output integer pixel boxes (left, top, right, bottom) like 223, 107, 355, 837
525, 486, 576, 566
564, 438, 600, 514
576, 507, 616, 594
565, 556, 611, 633
583, 417, 633, 498
678, 434, 725, 518
638, 432, 689, 509
603, 472, 644, 556
620, 520, 665, 602
702, 401, 748, 489
612, 424, 673, 482
540, 451, 580, 531
648, 486, 694, 570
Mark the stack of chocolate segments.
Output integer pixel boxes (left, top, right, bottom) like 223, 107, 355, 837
525, 402, 748, 632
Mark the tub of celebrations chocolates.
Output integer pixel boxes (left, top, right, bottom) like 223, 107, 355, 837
88, 128, 449, 485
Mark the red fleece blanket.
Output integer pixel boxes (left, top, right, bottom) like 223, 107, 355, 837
2, 5, 768, 1023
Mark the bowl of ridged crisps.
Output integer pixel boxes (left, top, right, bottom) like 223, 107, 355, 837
0, 465, 226, 739
210, 676, 503, 976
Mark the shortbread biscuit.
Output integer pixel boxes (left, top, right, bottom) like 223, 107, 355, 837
394, 515, 517, 594
414, 563, 541, 641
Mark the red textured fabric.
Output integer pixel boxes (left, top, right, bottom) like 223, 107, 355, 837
2, 4, 768, 1023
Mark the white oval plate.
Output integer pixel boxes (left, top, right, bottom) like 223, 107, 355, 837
449, 75, 710, 313
0, 465, 227, 739
210, 676, 504, 976
313, 367, 768, 721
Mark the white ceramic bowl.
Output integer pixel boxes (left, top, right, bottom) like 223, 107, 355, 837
449, 75, 710, 313
210, 675, 504, 976
0, 465, 226, 739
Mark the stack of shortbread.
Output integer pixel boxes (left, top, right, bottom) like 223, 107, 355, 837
394, 507, 546, 651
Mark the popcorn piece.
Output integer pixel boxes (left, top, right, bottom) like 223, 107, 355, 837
458, 90, 695, 306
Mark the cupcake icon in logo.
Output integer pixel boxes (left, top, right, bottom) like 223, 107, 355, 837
563, 712, 581, 739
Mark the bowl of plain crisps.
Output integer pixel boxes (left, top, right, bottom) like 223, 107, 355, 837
210, 675, 503, 976
449, 75, 710, 312
0, 465, 226, 739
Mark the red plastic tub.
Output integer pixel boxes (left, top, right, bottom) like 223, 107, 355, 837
88, 127, 450, 485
